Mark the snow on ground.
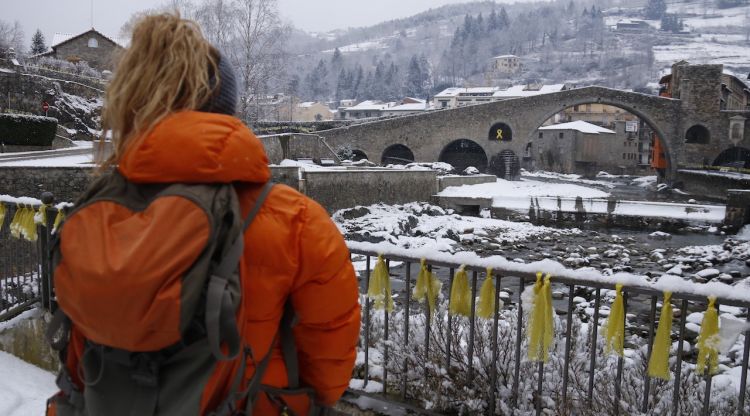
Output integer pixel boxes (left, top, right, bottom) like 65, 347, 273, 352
0, 351, 56, 416
521, 169, 618, 189
0, 154, 93, 167
334, 202, 580, 253
438, 177, 611, 200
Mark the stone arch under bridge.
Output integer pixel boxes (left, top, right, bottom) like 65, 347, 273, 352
320, 86, 746, 181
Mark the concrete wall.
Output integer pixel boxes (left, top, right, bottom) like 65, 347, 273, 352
302, 170, 437, 213
675, 169, 750, 201
260, 135, 339, 164
437, 174, 496, 192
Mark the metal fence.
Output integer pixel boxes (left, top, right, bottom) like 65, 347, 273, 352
348, 248, 750, 416
0, 194, 58, 321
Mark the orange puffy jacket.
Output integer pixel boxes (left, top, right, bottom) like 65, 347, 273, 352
58, 111, 360, 415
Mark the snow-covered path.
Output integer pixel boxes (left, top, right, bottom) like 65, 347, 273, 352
0, 351, 56, 416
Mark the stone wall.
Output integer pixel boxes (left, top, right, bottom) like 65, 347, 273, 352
0, 165, 438, 214
0, 309, 58, 372
0, 166, 94, 203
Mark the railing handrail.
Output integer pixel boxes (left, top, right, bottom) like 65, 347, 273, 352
348, 242, 750, 307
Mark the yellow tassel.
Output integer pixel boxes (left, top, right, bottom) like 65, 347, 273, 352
367, 255, 394, 312
0, 203, 6, 232
648, 292, 673, 380
604, 283, 626, 357
413, 259, 441, 315
476, 268, 496, 319
696, 296, 720, 376
36, 204, 48, 227
449, 266, 472, 317
52, 208, 66, 233
542, 274, 554, 357
10, 205, 24, 239
23, 206, 38, 241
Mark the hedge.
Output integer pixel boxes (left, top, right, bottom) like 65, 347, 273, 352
0, 113, 58, 146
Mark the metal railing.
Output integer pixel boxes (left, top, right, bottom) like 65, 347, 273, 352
0, 194, 58, 321
348, 247, 750, 415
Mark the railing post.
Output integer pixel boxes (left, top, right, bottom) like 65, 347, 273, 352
39, 192, 54, 311
363, 255, 371, 388
467, 270, 478, 381
587, 288, 602, 406
402, 261, 412, 400
383, 259, 390, 396
489, 272, 501, 416
671, 299, 689, 416
512, 276, 525, 408
562, 284, 575, 407
446, 268, 454, 373
642, 295, 658, 413
739, 311, 750, 415
614, 292, 628, 415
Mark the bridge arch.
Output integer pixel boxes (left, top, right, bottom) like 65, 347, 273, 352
524, 95, 674, 172
439, 139, 488, 173
714, 147, 750, 169
381, 144, 415, 165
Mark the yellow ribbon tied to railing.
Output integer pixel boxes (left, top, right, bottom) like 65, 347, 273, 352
528, 272, 554, 362
696, 296, 720, 376
604, 283, 626, 357
36, 203, 48, 227
52, 208, 66, 234
476, 267, 496, 319
413, 259, 442, 315
0, 203, 6, 232
449, 265, 471, 317
648, 291, 673, 380
367, 255, 394, 312
10, 205, 24, 239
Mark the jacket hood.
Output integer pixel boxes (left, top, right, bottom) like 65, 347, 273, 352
118, 111, 270, 184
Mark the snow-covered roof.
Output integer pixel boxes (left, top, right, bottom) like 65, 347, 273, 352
493, 84, 567, 98
298, 102, 318, 108
538, 121, 615, 134
435, 87, 500, 98
48, 29, 127, 52
343, 100, 393, 111
386, 102, 431, 112
493, 54, 519, 59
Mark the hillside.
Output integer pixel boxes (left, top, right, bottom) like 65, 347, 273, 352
283, 0, 750, 103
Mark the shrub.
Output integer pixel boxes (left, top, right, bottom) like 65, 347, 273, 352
0, 113, 58, 146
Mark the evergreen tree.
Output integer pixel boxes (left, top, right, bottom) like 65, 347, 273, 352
352, 65, 364, 99
645, 0, 667, 19
30, 29, 46, 55
488, 9, 499, 31
499, 7, 510, 28
330, 48, 343, 67
405, 55, 423, 98
307, 59, 329, 100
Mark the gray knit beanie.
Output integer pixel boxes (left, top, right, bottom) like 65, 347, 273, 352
202, 52, 239, 116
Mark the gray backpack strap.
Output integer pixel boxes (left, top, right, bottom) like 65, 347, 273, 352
280, 301, 300, 389
207, 182, 275, 361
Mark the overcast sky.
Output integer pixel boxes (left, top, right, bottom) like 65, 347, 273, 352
4, 0, 522, 47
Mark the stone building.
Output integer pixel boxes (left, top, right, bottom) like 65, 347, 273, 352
490, 55, 521, 75
40, 29, 124, 70
530, 120, 646, 175
278, 101, 333, 122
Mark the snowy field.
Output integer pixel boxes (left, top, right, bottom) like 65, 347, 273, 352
437, 177, 611, 200
0, 351, 55, 416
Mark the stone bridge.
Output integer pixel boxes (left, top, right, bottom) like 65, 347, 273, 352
319, 65, 750, 182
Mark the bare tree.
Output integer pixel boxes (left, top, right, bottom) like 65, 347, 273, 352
0, 20, 25, 56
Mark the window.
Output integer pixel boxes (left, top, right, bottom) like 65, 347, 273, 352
559, 132, 564, 139
88, 38, 98, 48
440, 101, 448, 108
623, 153, 626, 160
538, 132, 543, 139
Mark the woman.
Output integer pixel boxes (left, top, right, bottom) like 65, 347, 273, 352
48, 13, 360, 415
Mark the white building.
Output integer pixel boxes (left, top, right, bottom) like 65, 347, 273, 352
338, 100, 393, 120
433, 84, 568, 110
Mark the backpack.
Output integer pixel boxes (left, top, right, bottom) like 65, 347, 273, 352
44, 170, 293, 416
